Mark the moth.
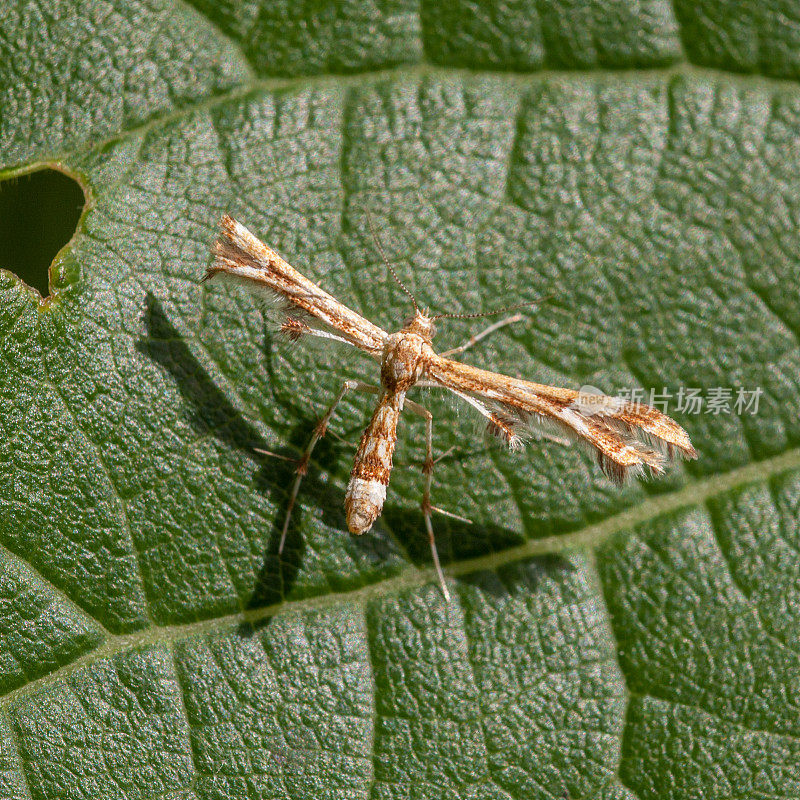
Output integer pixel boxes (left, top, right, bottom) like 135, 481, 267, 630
204, 214, 697, 600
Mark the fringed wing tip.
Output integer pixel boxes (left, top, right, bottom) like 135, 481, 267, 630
484, 403, 696, 486
658, 438, 698, 463
644, 423, 697, 463
202, 215, 244, 284
579, 401, 697, 483
219, 213, 238, 235
597, 429, 697, 486
598, 451, 661, 486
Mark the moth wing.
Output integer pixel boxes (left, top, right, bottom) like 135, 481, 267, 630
426, 355, 697, 483
205, 215, 388, 354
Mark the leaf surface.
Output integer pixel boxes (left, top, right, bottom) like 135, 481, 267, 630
1, 2, 799, 798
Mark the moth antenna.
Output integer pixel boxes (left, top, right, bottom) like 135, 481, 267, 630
365, 207, 419, 313
431, 295, 553, 321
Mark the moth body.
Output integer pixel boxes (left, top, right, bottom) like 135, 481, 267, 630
346, 317, 435, 533
204, 214, 698, 600
345, 391, 403, 533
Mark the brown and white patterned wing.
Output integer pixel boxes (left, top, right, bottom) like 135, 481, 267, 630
426, 354, 697, 483
204, 215, 388, 354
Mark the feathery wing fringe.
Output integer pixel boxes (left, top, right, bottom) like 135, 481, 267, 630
205, 215, 388, 354
427, 355, 696, 484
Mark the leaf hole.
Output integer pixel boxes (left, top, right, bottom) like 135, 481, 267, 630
0, 167, 86, 298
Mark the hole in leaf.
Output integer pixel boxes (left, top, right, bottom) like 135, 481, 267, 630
0, 168, 86, 297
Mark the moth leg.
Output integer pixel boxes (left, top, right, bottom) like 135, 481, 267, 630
439, 313, 522, 358
405, 398, 450, 602
278, 380, 378, 554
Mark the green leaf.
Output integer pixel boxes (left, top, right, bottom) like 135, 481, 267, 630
2, 1, 800, 798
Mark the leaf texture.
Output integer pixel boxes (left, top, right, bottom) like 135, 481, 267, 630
1, 1, 800, 798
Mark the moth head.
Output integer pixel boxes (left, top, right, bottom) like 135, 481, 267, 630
402, 311, 436, 342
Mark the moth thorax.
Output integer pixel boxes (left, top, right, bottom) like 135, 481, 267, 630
381, 332, 428, 391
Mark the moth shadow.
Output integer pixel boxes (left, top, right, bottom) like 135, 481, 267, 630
137, 296, 562, 618
137, 294, 352, 620
380, 499, 575, 599
380, 501, 521, 570
243, 413, 353, 628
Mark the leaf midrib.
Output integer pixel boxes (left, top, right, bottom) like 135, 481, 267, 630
2, 442, 797, 710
